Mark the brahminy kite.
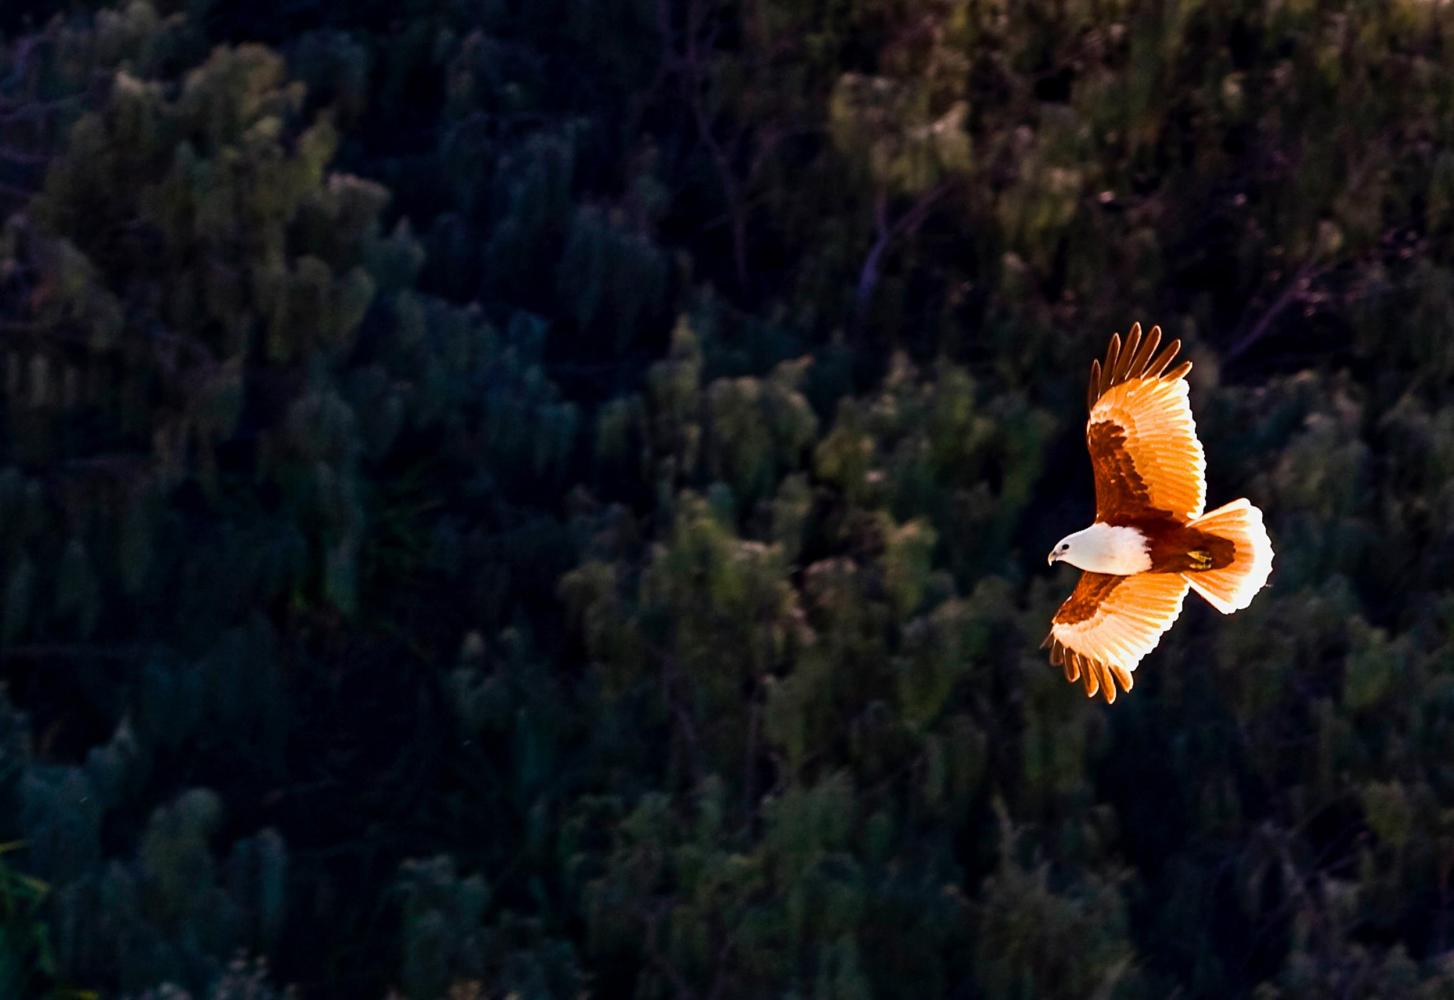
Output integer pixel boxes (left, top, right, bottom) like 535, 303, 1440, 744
1043, 323, 1274, 703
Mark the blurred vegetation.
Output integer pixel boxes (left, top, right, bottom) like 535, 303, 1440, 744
1, 0, 1453, 995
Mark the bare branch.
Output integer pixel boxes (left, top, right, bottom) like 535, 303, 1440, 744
642, 903, 699, 1000
0, 146, 50, 167
661, 0, 754, 291
854, 179, 954, 325
0, 94, 82, 125
1223, 256, 1325, 364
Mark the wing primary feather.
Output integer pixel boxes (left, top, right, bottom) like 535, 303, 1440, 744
1127, 324, 1161, 378
1102, 334, 1121, 396
1116, 323, 1142, 384
1110, 662, 1134, 692
1100, 663, 1117, 704
1164, 359, 1193, 382
1146, 339, 1182, 378
1092, 324, 1187, 409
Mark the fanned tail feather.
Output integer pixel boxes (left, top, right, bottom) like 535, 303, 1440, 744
1181, 498, 1274, 613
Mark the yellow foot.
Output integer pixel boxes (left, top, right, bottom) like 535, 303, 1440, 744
1188, 549, 1213, 570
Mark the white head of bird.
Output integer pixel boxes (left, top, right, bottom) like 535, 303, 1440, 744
1046, 523, 1152, 575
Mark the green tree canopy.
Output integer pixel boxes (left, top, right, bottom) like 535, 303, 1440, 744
2, 0, 1454, 997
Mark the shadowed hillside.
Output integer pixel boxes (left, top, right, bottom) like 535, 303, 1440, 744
1, 1, 1453, 997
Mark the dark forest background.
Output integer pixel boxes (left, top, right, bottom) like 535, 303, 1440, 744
1, 0, 1452, 996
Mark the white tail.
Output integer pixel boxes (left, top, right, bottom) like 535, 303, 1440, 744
1181, 499, 1274, 614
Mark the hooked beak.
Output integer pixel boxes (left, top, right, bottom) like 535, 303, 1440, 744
1047, 551, 1057, 566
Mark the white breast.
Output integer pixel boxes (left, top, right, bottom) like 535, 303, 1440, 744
1064, 523, 1152, 575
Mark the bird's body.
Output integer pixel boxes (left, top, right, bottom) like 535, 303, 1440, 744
1044, 324, 1274, 702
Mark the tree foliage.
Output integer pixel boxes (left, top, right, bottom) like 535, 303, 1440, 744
1, 0, 1454, 996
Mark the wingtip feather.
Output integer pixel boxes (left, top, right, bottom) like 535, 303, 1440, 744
1102, 334, 1122, 395
1117, 323, 1142, 384
1092, 324, 1186, 408
1128, 324, 1161, 378
1146, 339, 1183, 379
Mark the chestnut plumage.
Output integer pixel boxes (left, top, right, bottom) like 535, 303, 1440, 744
1044, 324, 1275, 703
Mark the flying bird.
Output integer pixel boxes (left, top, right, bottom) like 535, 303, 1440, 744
1043, 323, 1274, 703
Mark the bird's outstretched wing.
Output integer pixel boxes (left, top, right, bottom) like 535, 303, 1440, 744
1042, 570, 1190, 703
1086, 323, 1206, 521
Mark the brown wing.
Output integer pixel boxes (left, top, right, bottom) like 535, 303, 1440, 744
1085, 323, 1206, 521
1042, 570, 1190, 703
